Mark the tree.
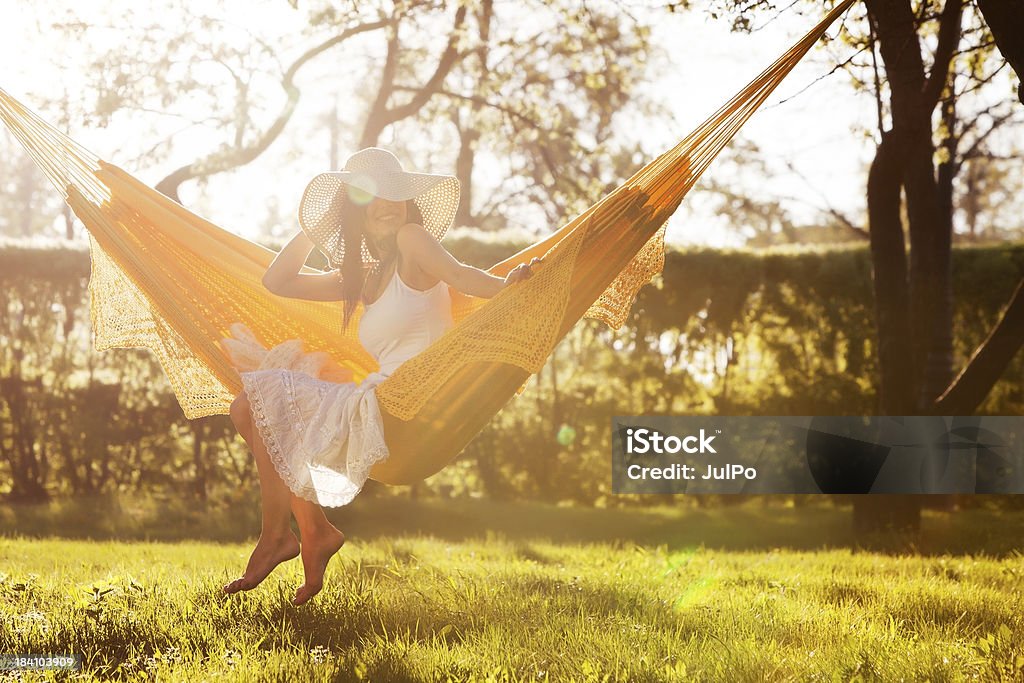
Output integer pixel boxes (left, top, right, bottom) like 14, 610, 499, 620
47, 1, 389, 202
861, 0, 1024, 419
0, 136, 68, 239
36, 0, 657, 230
688, 0, 1023, 533
933, 0, 1024, 415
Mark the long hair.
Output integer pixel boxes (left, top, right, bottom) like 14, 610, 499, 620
340, 198, 425, 330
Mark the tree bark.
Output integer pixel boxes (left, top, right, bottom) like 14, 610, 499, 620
866, 130, 915, 415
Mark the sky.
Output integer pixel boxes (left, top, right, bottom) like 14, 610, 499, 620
634, 1, 878, 244
0, 0, 1012, 248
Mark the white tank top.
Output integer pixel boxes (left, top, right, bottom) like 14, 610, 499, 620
357, 265, 453, 376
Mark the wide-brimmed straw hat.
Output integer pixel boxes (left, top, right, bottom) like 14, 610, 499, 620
298, 147, 460, 267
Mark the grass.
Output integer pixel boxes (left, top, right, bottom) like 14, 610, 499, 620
1, 496, 1023, 681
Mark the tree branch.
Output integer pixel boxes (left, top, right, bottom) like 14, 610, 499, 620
154, 18, 389, 201
933, 277, 1024, 413
923, 0, 963, 110
977, 0, 1024, 105
359, 21, 401, 148
389, 5, 468, 120
959, 108, 1019, 162
359, 4, 469, 147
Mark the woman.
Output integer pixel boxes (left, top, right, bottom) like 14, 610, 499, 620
222, 147, 540, 605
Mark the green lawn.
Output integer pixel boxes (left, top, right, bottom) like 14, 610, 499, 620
1, 497, 1023, 681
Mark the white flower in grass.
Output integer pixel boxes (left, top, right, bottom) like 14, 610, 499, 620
13, 610, 50, 634
222, 649, 241, 667
309, 645, 332, 664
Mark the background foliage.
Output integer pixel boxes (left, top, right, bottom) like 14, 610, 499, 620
3, 237, 1023, 505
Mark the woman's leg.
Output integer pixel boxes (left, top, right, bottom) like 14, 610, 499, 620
227, 390, 346, 605
223, 392, 301, 594
289, 496, 346, 606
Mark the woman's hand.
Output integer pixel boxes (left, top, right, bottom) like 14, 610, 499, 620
395, 224, 542, 299
504, 257, 543, 287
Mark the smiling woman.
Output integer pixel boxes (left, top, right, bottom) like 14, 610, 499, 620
338, 195, 433, 329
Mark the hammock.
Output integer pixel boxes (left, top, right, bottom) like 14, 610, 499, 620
0, 0, 854, 486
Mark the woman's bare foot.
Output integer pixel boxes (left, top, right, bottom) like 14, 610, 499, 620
223, 531, 300, 594
291, 525, 346, 606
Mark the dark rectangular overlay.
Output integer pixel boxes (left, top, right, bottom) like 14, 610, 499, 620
611, 416, 1024, 494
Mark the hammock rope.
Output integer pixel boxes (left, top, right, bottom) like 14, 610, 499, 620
0, 0, 855, 485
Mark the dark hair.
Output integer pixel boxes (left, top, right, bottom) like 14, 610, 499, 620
340, 198, 425, 330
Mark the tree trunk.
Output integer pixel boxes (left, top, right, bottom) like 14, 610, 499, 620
328, 102, 340, 171
359, 6, 467, 148
452, 0, 492, 229
855, 0, 963, 534
192, 418, 209, 501
866, 130, 915, 415
927, 88, 958, 407
0, 376, 49, 502
453, 117, 479, 227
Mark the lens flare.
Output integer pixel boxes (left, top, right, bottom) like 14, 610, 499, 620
556, 424, 577, 446
346, 177, 377, 205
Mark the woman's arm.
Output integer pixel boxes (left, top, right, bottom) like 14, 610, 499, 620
396, 224, 539, 299
261, 231, 346, 301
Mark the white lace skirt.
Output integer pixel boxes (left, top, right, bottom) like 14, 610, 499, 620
221, 323, 390, 508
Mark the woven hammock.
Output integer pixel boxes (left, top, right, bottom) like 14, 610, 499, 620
0, 0, 854, 485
